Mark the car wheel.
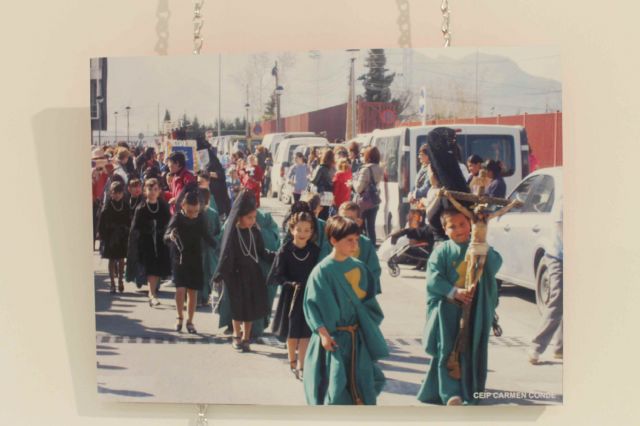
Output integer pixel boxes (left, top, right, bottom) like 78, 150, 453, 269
535, 257, 552, 314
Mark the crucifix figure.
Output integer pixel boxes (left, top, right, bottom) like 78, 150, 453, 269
437, 175, 522, 380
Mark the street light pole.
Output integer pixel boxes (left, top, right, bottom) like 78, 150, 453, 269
97, 96, 103, 146
245, 84, 250, 139
114, 111, 118, 143
125, 106, 131, 144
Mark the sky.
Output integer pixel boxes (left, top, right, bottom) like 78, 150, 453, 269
100, 46, 561, 138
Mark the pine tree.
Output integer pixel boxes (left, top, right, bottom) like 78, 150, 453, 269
263, 92, 277, 120
360, 49, 396, 103
163, 109, 171, 122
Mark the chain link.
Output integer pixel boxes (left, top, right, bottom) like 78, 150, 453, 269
441, 0, 451, 47
396, 0, 412, 48
193, 0, 205, 55
195, 404, 208, 426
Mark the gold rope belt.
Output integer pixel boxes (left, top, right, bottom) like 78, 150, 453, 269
335, 324, 364, 405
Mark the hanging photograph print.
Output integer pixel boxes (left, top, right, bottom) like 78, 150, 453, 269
90, 46, 563, 406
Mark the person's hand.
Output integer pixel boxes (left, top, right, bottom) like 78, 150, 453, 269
454, 288, 473, 305
210, 171, 218, 179
318, 327, 338, 352
168, 197, 176, 205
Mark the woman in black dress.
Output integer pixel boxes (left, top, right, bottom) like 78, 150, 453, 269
99, 181, 131, 294
130, 178, 171, 306
268, 211, 319, 379
164, 189, 217, 334
214, 190, 275, 352
309, 149, 335, 220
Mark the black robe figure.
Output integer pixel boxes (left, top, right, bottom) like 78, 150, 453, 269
124, 193, 147, 283
214, 190, 275, 322
128, 198, 172, 279
98, 198, 131, 259
206, 146, 231, 218
267, 240, 320, 341
163, 203, 217, 290
424, 127, 471, 241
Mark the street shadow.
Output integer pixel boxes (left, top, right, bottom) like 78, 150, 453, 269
382, 377, 421, 396
499, 282, 536, 304
378, 361, 424, 374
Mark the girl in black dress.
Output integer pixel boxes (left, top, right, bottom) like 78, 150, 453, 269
130, 178, 171, 307
164, 190, 217, 333
98, 181, 131, 294
268, 211, 319, 379
214, 190, 275, 352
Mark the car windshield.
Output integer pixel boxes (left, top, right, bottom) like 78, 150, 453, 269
416, 134, 516, 177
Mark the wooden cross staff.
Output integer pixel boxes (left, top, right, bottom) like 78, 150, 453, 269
440, 171, 522, 379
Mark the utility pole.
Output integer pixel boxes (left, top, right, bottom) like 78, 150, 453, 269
274, 61, 281, 133
309, 50, 321, 110
157, 103, 160, 136
245, 84, 250, 139
217, 53, 222, 138
126, 106, 131, 144
475, 49, 479, 117
114, 111, 118, 142
345, 49, 359, 140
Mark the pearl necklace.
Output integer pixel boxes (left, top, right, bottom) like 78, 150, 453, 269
236, 226, 259, 263
147, 201, 159, 214
129, 196, 140, 209
110, 199, 124, 212
292, 246, 310, 262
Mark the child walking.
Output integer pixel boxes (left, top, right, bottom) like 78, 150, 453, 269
416, 208, 502, 405
130, 178, 172, 306
99, 181, 131, 294
268, 211, 320, 380
302, 216, 388, 405
214, 190, 274, 352
164, 189, 217, 333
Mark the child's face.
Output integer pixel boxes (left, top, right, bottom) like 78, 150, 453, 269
408, 211, 423, 228
197, 177, 209, 188
111, 191, 124, 201
291, 221, 313, 244
129, 184, 142, 197
183, 202, 200, 219
331, 233, 360, 257
443, 213, 471, 244
467, 162, 481, 176
237, 210, 257, 229
168, 160, 179, 174
145, 184, 160, 202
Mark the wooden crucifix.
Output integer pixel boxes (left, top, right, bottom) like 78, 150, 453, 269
439, 170, 522, 379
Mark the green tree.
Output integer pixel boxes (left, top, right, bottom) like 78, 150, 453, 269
163, 109, 171, 122
360, 49, 396, 103
263, 92, 277, 120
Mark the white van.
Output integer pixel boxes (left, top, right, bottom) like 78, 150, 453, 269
270, 137, 329, 198
366, 124, 531, 238
261, 132, 316, 159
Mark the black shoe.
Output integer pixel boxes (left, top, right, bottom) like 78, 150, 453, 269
231, 337, 242, 352
241, 340, 251, 352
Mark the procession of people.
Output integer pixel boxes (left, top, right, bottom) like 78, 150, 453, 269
92, 128, 561, 406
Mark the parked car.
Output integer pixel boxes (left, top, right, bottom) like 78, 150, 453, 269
261, 132, 316, 159
269, 137, 329, 199
487, 167, 562, 312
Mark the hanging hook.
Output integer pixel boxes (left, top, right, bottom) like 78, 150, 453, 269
441, 0, 451, 47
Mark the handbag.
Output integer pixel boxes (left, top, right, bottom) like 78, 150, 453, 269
355, 167, 381, 211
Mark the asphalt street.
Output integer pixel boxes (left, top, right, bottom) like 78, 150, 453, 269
95, 197, 562, 405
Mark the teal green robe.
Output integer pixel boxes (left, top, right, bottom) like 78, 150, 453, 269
303, 256, 389, 405
315, 218, 332, 261
357, 234, 382, 294
201, 206, 222, 303
416, 240, 502, 405
216, 209, 280, 336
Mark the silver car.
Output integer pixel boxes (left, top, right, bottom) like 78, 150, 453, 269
487, 167, 563, 312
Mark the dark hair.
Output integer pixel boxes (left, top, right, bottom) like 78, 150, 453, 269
338, 201, 361, 217
197, 170, 211, 181
288, 211, 316, 232
167, 151, 186, 169
348, 141, 360, 155
320, 149, 335, 167
325, 216, 361, 244
301, 193, 321, 213
418, 144, 429, 156
198, 187, 211, 207
440, 208, 468, 228
116, 141, 130, 149
144, 147, 156, 159
484, 159, 502, 177
183, 190, 201, 206
294, 152, 304, 160
143, 165, 160, 181
467, 154, 483, 164
282, 201, 314, 232
110, 181, 125, 193
128, 177, 142, 187
363, 146, 381, 164
144, 178, 160, 191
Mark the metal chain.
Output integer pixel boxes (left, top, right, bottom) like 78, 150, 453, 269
193, 0, 205, 55
195, 404, 208, 426
396, 0, 412, 48
441, 0, 451, 47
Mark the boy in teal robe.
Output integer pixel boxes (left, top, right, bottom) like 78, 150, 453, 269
215, 209, 280, 337
417, 208, 502, 405
303, 216, 389, 405
338, 202, 382, 294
